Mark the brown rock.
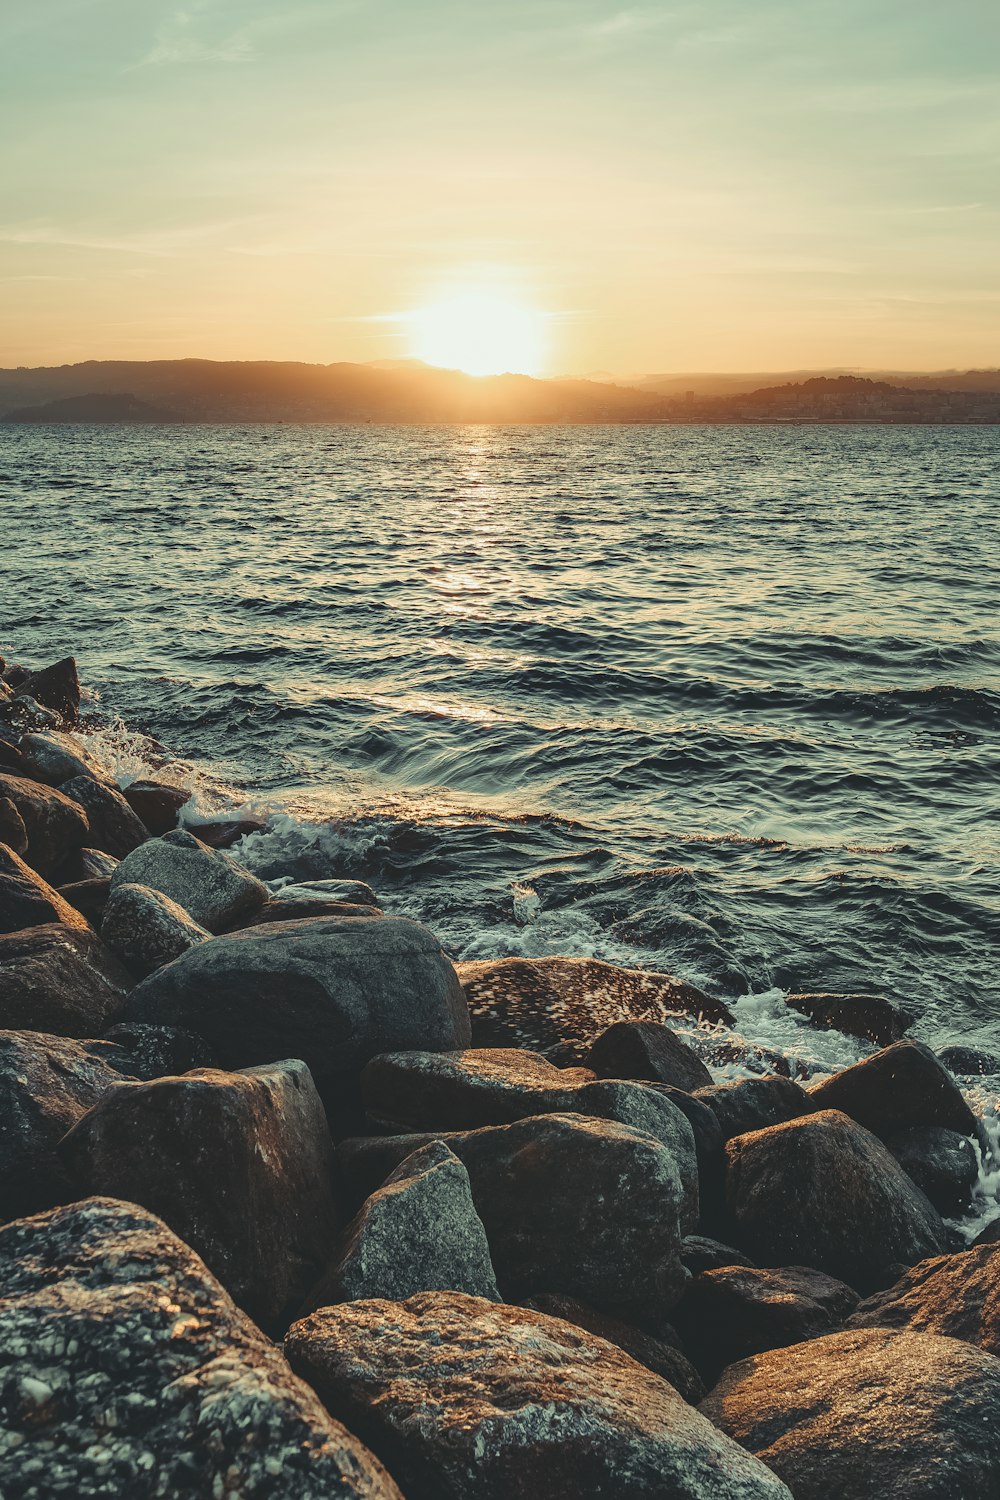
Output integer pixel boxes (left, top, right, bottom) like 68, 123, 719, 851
0, 843, 91, 935
808, 1039, 979, 1140
0, 772, 89, 876
0, 923, 129, 1036
847, 1243, 1000, 1353
122, 777, 192, 834
521, 1292, 706, 1404
586, 1019, 714, 1091
785, 990, 912, 1047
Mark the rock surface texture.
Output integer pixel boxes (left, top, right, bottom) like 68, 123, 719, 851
0, 1197, 401, 1498
59, 1060, 339, 1330
60, 775, 151, 858
100, 880, 209, 977
110, 828, 268, 930
701, 1326, 1000, 1500
847, 1244, 1000, 1354
286, 1292, 792, 1500
586, 1018, 714, 1091
0, 923, 129, 1036
0, 773, 89, 876
0, 843, 91, 935
808, 1039, 978, 1140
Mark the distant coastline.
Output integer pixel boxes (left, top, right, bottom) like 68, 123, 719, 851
1, 359, 998, 426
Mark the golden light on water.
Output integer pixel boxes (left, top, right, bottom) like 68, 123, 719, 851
407, 290, 546, 377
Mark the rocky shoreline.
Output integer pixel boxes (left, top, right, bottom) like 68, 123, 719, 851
2, 651, 1000, 1497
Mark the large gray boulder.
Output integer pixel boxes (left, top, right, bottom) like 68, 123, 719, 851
0, 772, 89, 876
0, 842, 91, 935
304, 1141, 499, 1311
60, 775, 151, 858
724, 1108, 949, 1293
122, 916, 471, 1105
847, 1243, 1000, 1354
110, 828, 268, 931
458, 954, 733, 1062
101, 881, 209, 977
701, 1327, 1000, 1500
59, 1060, 339, 1331
339, 1111, 689, 1325
0, 1197, 400, 1498
286, 1292, 792, 1500
0, 923, 129, 1036
362, 1048, 699, 1231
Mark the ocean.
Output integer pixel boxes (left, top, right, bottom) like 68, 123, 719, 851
3, 420, 999, 1102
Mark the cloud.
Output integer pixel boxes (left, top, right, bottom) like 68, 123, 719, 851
133, 3, 253, 68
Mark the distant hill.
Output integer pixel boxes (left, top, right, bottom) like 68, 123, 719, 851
1, 392, 182, 424
0, 360, 995, 424
631, 368, 1000, 398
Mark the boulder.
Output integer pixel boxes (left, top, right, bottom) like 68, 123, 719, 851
303, 1141, 499, 1311
847, 1243, 1000, 1353
60, 774, 150, 858
0, 795, 28, 855
77, 846, 119, 879
2, 693, 61, 731
56, 876, 111, 927
102, 1020, 217, 1077
190, 816, 268, 849
724, 1109, 949, 1293
0, 923, 129, 1036
360, 1047, 699, 1229
785, 990, 912, 1047
938, 1044, 1000, 1076
458, 954, 734, 1063
0, 1197, 400, 1498
122, 777, 192, 834
885, 1125, 979, 1215
0, 1030, 152, 1219
681, 1235, 755, 1275
586, 1019, 714, 1091
16, 655, 80, 723
695, 1076, 815, 1142
100, 880, 210, 977
701, 1327, 1000, 1500
286, 1293, 792, 1500
16, 730, 109, 786
242, 898, 383, 928
521, 1292, 705, 1404
0, 842, 91, 935
122, 916, 471, 1110
809, 1039, 979, 1140
673, 1265, 859, 1381
338, 1112, 689, 1325
0, 772, 89, 876
110, 828, 268, 930
276, 879, 381, 909
59, 1060, 339, 1331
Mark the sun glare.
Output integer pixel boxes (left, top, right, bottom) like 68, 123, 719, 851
408, 291, 545, 377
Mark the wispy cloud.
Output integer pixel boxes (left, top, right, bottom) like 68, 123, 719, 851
0, 218, 251, 257
133, 4, 252, 68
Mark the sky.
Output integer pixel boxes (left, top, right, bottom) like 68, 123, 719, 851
1, 0, 998, 374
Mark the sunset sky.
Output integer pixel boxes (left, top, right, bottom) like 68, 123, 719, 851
2, 0, 997, 375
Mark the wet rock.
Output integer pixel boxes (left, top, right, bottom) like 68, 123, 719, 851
521, 1292, 706, 1404
276, 879, 381, 909
360, 1048, 699, 1230
55, 876, 111, 927
191, 816, 268, 849
586, 1019, 713, 1091
459, 954, 734, 1063
0, 843, 91, 935
701, 1326, 1000, 1500
4, 693, 61, 731
0, 923, 129, 1036
100, 880, 209, 977
809, 1039, 979, 1140
123, 916, 471, 1111
102, 1020, 217, 1076
286, 1292, 791, 1500
0, 772, 89, 876
938, 1044, 1000, 1076
698, 1036, 805, 1079
847, 1243, 1000, 1352
681, 1235, 755, 1275
674, 1264, 859, 1381
0, 1196, 400, 1498
0, 1030, 153, 1219
16, 730, 110, 787
339, 1112, 689, 1324
16, 655, 80, 724
724, 1108, 949, 1293
76, 846, 119, 879
695, 1075, 815, 1142
304, 1141, 499, 1311
110, 827, 268, 931
885, 1125, 979, 1216
60, 774, 150, 858
0, 795, 28, 855
785, 990, 913, 1047
122, 777, 192, 834
60, 1060, 339, 1331
241, 897, 383, 928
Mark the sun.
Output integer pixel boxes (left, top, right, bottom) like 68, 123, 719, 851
407, 290, 545, 377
